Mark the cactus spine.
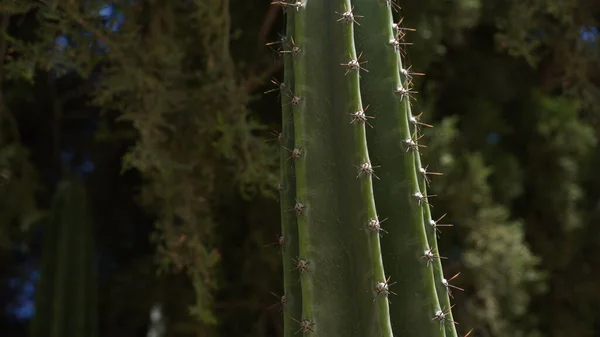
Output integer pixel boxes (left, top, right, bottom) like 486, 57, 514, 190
271, 1, 460, 336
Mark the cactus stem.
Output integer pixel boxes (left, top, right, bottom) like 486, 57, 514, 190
349, 104, 375, 128
336, 5, 363, 26
374, 276, 397, 301
366, 216, 389, 236
422, 248, 447, 267
442, 272, 464, 299
340, 51, 369, 75
432, 304, 458, 328
430, 213, 454, 237
355, 161, 380, 180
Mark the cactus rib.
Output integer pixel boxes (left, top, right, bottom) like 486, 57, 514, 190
416, 147, 459, 336
278, 5, 303, 337
352, 1, 457, 336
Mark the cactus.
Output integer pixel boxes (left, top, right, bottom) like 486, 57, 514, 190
31, 177, 97, 337
268, 1, 462, 336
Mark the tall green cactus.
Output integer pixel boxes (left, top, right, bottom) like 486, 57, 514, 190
268, 1, 464, 336
31, 177, 97, 337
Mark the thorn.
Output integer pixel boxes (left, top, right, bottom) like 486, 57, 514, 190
349, 104, 375, 128
265, 34, 288, 47
341, 51, 368, 76
374, 276, 397, 302
414, 191, 436, 207
404, 133, 426, 152
271, 0, 304, 11
282, 146, 303, 161
267, 291, 286, 312
289, 0, 304, 11
279, 37, 301, 58
395, 80, 418, 100
283, 90, 302, 108
292, 257, 309, 273
410, 112, 433, 129
389, 37, 413, 52
264, 234, 285, 249
385, 0, 401, 13
392, 17, 416, 34
265, 129, 284, 144
432, 304, 457, 328
366, 216, 389, 236
422, 248, 446, 266
288, 199, 305, 215
442, 272, 464, 299
264, 77, 286, 95
290, 317, 315, 334
429, 213, 453, 237
420, 165, 442, 186
336, 5, 363, 25
401, 66, 425, 82
355, 161, 380, 180
463, 329, 474, 337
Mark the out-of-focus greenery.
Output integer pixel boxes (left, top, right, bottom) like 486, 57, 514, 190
0, 0, 597, 336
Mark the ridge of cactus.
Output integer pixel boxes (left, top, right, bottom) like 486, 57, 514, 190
267, 4, 304, 336
351, 1, 453, 336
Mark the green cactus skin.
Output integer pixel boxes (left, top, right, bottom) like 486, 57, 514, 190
31, 178, 97, 337
272, 0, 460, 336
351, 1, 458, 336
282, 0, 394, 335
278, 8, 304, 337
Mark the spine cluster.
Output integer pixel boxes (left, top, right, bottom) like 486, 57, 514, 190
266, 1, 470, 336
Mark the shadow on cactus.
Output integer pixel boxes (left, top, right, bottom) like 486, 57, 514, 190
266, 1, 470, 336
